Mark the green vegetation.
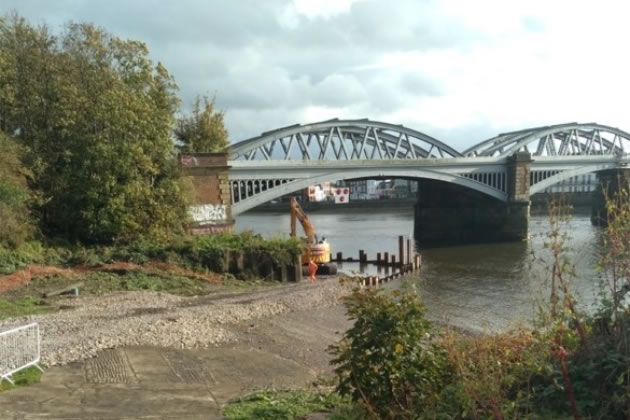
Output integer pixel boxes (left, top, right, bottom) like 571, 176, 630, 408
6, 271, 212, 299
329, 287, 450, 419
0, 296, 51, 321
0, 366, 43, 392
175, 94, 229, 153
328, 288, 629, 419
0, 13, 235, 245
0, 232, 302, 276
0, 232, 303, 320
0, 133, 35, 248
0, 14, 282, 311
223, 389, 360, 420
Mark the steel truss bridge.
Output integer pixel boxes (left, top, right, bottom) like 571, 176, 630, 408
227, 119, 630, 216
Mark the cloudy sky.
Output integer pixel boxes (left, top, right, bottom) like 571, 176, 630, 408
3, 0, 629, 150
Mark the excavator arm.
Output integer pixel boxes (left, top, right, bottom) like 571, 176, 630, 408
290, 198, 317, 244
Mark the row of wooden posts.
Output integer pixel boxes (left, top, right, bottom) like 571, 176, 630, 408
329, 235, 422, 287
360, 256, 421, 287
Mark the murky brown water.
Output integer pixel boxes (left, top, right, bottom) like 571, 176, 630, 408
236, 208, 603, 333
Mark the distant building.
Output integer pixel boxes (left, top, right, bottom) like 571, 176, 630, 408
335, 180, 376, 200
544, 174, 597, 193
375, 179, 417, 199
307, 183, 330, 202
366, 180, 377, 198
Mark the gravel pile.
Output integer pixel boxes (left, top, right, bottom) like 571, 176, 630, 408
0, 279, 351, 366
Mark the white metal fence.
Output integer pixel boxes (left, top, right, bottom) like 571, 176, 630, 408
0, 323, 42, 385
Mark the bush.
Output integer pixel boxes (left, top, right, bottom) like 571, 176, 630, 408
329, 287, 451, 419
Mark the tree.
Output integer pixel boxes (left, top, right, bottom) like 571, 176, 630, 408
174, 95, 229, 153
0, 15, 190, 244
0, 132, 35, 247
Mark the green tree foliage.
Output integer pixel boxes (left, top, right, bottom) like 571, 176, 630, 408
0, 132, 35, 247
175, 95, 229, 153
0, 14, 189, 243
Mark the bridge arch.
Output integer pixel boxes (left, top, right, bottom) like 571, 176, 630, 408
231, 169, 507, 216
228, 119, 462, 161
464, 123, 630, 159
529, 163, 620, 195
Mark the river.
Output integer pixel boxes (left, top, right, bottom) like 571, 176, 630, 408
235, 208, 604, 333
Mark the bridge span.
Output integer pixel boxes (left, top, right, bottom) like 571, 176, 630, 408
180, 119, 630, 245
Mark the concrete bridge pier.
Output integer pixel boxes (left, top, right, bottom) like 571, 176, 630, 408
414, 152, 532, 247
591, 169, 630, 226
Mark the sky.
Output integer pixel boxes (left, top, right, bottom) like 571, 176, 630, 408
3, 0, 630, 150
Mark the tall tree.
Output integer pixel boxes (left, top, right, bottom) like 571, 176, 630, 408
0, 15, 190, 244
0, 132, 35, 247
174, 95, 229, 153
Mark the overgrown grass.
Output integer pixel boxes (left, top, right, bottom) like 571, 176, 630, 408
0, 297, 51, 320
223, 389, 361, 420
6, 272, 213, 298
0, 232, 303, 276
0, 366, 43, 392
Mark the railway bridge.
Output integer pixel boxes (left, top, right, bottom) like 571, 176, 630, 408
180, 119, 630, 245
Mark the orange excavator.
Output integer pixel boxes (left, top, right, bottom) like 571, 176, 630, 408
289, 198, 337, 275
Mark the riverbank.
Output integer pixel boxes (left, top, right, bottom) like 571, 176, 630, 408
0, 275, 348, 367
0, 276, 354, 419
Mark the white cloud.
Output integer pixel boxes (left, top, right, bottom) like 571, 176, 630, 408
293, 0, 364, 19
4, 0, 630, 150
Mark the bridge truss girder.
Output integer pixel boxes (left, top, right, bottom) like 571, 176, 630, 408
229, 119, 462, 162
222, 121, 630, 215
464, 123, 630, 159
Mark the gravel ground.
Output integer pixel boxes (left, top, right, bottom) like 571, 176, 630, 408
0, 277, 352, 366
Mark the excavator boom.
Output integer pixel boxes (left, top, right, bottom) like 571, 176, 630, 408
290, 198, 316, 244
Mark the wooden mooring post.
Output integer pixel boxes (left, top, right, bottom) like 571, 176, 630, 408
406, 238, 411, 268
398, 235, 404, 267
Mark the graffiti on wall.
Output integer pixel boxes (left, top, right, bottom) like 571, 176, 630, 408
189, 204, 227, 223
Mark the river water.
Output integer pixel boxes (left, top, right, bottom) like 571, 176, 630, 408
235, 208, 604, 333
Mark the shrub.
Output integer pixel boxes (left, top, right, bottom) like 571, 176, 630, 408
329, 287, 451, 419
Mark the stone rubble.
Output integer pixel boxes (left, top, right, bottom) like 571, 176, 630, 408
0, 279, 351, 367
